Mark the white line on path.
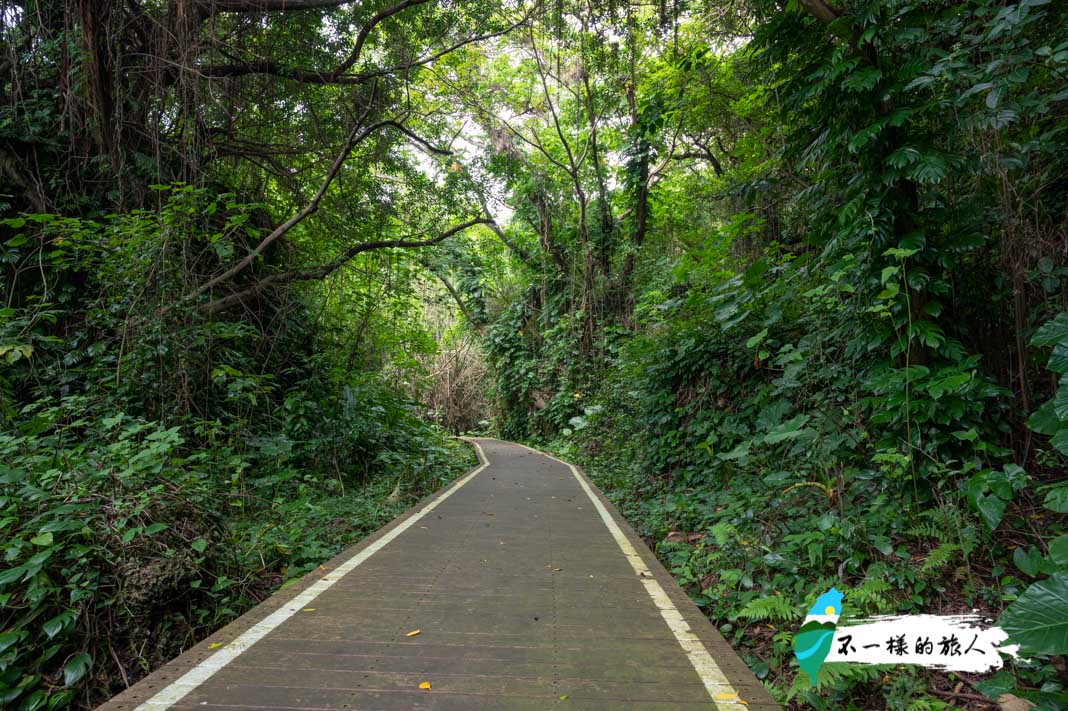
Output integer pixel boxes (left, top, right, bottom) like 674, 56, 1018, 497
134, 441, 491, 710
513, 442, 747, 709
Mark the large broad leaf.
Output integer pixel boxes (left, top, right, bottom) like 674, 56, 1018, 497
1031, 313, 1068, 347
1049, 341, 1068, 375
1027, 400, 1061, 435
1052, 428, 1068, 457
1055, 375, 1068, 419
998, 573, 1068, 655
1049, 536, 1068, 571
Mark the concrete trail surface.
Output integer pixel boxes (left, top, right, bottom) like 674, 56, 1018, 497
99, 438, 779, 710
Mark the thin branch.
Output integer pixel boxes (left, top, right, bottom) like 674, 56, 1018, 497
182, 109, 385, 304
529, 25, 581, 175
378, 120, 452, 155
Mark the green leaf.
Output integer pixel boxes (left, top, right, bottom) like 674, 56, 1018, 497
976, 492, 1006, 531
63, 652, 92, 687
30, 532, 54, 546
842, 66, 881, 92
1002, 463, 1028, 491
1055, 375, 1068, 419
0, 631, 20, 653
717, 441, 751, 461
1031, 313, 1068, 347
998, 573, 1068, 655
886, 146, 921, 168
191, 538, 208, 553
764, 414, 811, 444
909, 153, 948, 184
47, 690, 74, 711
0, 565, 26, 586
23, 690, 46, 711
145, 523, 168, 535
1049, 535, 1068, 570
1048, 342, 1068, 374
746, 328, 769, 349
1045, 483, 1068, 513
1014, 546, 1043, 577
43, 611, 73, 639
871, 536, 894, 556
1027, 400, 1061, 435
1053, 428, 1068, 457
972, 671, 1015, 699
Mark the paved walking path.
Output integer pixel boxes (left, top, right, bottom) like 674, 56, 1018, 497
100, 439, 778, 710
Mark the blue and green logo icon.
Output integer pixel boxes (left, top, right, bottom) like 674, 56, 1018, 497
792, 587, 843, 684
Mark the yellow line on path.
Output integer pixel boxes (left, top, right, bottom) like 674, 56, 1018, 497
513, 442, 746, 709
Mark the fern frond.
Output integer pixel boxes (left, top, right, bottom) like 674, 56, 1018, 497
921, 542, 960, 575
737, 595, 799, 622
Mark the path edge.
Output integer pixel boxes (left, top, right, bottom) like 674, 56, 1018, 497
96, 439, 489, 710
510, 440, 782, 711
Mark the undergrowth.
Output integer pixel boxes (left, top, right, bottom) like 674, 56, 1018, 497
533, 255, 1066, 709
0, 192, 476, 710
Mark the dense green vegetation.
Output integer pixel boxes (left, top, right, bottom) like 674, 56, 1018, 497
1, 0, 1066, 709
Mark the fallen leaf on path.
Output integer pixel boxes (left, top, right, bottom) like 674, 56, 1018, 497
302, 608, 315, 612
553, 568, 562, 572
419, 681, 432, 690
208, 643, 223, 649
406, 629, 421, 637
559, 695, 569, 700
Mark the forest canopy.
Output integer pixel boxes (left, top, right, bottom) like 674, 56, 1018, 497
1, 0, 1066, 708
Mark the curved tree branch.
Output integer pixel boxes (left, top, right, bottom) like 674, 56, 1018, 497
200, 218, 492, 314
331, 0, 429, 79
180, 99, 384, 305
179, 112, 460, 308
